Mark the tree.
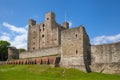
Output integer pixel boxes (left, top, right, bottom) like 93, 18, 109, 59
0, 40, 10, 61
18, 48, 26, 53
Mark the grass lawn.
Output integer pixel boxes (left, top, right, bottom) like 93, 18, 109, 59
0, 65, 120, 80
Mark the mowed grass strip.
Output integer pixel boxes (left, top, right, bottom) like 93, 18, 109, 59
0, 65, 120, 80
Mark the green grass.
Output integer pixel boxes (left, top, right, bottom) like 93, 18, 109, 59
0, 65, 120, 80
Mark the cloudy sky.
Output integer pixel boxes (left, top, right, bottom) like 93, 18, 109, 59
0, 0, 120, 49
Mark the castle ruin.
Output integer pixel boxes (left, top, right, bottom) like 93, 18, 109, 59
7, 12, 120, 74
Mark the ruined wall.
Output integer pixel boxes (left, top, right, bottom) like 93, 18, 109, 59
91, 42, 120, 74
60, 26, 91, 72
8, 47, 19, 60
20, 46, 61, 59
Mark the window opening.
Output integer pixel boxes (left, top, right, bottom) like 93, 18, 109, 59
76, 50, 78, 54
47, 18, 49, 20
76, 34, 77, 38
40, 29, 41, 32
33, 47, 35, 50
42, 34, 44, 38
33, 31, 35, 33
43, 24, 45, 27
33, 37, 35, 39
33, 42, 35, 45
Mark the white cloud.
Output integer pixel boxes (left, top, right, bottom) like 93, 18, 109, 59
0, 32, 10, 42
0, 22, 28, 49
68, 21, 72, 28
11, 33, 27, 49
91, 34, 120, 45
0, 35, 10, 42
3, 22, 27, 34
1, 32, 10, 36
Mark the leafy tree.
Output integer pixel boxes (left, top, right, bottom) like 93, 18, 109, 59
0, 40, 10, 61
18, 48, 26, 53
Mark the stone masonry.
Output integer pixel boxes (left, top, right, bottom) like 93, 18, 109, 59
28, 12, 62, 51
91, 42, 120, 74
8, 47, 19, 60
7, 12, 120, 74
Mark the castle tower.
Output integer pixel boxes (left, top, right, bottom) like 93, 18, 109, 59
28, 19, 36, 26
27, 19, 36, 51
62, 22, 69, 29
45, 12, 56, 29
45, 12, 55, 22
27, 12, 61, 51
60, 26, 91, 72
41, 12, 60, 48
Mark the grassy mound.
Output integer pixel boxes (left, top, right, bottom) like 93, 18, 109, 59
0, 65, 120, 80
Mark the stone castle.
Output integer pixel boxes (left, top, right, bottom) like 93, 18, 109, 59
6, 12, 120, 74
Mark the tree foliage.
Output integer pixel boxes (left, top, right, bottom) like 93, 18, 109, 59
18, 48, 26, 53
0, 40, 10, 61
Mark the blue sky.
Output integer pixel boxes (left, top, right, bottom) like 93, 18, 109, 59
0, 0, 120, 49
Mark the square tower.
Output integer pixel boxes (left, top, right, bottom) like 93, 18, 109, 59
60, 26, 91, 72
27, 12, 61, 51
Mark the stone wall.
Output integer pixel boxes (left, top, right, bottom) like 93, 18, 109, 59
8, 47, 19, 60
20, 46, 61, 58
0, 56, 60, 67
91, 42, 120, 74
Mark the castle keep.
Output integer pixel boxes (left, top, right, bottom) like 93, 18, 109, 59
7, 12, 120, 74
28, 12, 61, 51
